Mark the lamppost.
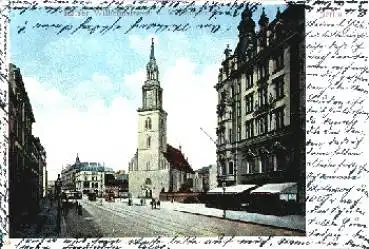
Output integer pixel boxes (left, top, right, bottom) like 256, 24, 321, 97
222, 181, 226, 218
99, 167, 103, 206
55, 174, 62, 236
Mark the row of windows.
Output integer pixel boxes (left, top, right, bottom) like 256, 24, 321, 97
247, 154, 287, 174
82, 181, 99, 188
145, 159, 168, 171
224, 78, 285, 116
219, 107, 285, 144
144, 117, 166, 130
219, 153, 287, 176
221, 51, 284, 84
221, 161, 234, 175
145, 135, 166, 149
227, 59, 284, 100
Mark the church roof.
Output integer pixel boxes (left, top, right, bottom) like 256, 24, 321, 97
163, 144, 194, 173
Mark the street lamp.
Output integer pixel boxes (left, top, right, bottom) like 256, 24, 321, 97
222, 181, 226, 219
99, 167, 103, 206
55, 174, 62, 236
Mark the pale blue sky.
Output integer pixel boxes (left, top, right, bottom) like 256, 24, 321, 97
10, 4, 286, 180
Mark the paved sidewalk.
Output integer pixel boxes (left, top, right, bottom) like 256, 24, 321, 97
160, 201, 305, 232
13, 199, 66, 238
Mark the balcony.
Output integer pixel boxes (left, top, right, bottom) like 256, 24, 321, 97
217, 143, 233, 152
217, 174, 236, 182
240, 170, 289, 185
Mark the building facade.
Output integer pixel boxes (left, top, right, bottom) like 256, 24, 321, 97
129, 39, 194, 199
215, 5, 305, 211
193, 165, 218, 192
9, 64, 47, 234
61, 154, 115, 195
115, 170, 129, 192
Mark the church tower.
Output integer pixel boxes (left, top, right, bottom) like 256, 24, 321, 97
130, 38, 169, 198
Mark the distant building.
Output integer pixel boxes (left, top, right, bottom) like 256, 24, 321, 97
128, 39, 194, 199
32, 136, 47, 201
47, 180, 56, 197
61, 154, 115, 195
9, 63, 47, 235
214, 5, 305, 212
193, 165, 217, 192
115, 170, 129, 192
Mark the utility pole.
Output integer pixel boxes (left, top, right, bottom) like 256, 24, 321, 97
200, 127, 216, 145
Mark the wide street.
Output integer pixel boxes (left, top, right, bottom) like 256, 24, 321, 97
64, 198, 304, 237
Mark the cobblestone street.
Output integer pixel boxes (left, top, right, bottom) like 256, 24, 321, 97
74, 198, 304, 237
63, 203, 103, 237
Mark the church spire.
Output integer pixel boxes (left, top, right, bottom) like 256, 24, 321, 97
75, 153, 80, 164
146, 38, 159, 82
150, 38, 155, 59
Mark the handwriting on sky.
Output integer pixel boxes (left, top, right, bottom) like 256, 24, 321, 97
306, 7, 369, 249
12, 1, 261, 35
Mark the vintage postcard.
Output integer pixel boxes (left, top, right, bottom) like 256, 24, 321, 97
7, 1, 306, 239
1, 0, 368, 248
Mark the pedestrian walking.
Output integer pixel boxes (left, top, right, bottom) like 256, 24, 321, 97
157, 200, 161, 209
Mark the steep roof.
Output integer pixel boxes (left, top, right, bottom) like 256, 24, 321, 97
163, 144, 194, 173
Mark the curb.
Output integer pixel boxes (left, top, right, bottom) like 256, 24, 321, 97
174, 209, 306, 234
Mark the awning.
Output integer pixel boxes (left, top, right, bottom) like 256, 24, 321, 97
208, 184, 256, 194
250, 182, 297, 194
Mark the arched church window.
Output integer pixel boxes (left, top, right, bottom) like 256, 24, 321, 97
145, 117, 152, 130
161, 135, 165, 149
146, 136, 151, 148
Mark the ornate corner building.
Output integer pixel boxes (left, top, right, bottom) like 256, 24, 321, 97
215, 5, 306, 212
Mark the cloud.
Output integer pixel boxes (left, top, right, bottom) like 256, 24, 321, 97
24, 75, 138, 181
23, 56, 218, 181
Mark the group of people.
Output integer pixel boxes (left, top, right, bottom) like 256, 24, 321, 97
150, 198, 160, 209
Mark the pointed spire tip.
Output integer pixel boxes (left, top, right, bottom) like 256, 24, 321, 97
150, 37, 155, 59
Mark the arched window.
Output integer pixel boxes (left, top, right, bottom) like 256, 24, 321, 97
229, 162, 234, 175
146, 136, 151, 148
145, 117, 152, 130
